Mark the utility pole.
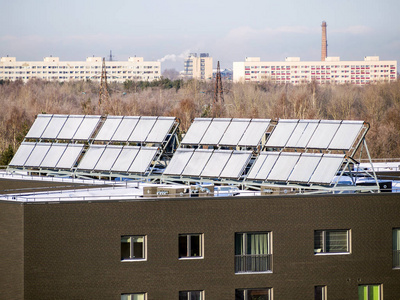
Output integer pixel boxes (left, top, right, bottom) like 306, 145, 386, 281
214, 61, 224, 103
99, 57, 110, 107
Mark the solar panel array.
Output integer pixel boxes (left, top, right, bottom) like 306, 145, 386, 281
265, 119, 364, 151
25, 114, 176, 144
164, 148, 252, 179
26, 114, 101, 141
247, 152, 345, 184
11, 115, 365, 187
9, 142, 84, 170
181, 118, 271, 147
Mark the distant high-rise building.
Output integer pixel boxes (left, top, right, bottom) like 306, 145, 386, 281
183, 53, 213, 80
233, 56, 397, 85
0, 56, 161, 83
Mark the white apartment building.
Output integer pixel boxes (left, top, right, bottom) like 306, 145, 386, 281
183, 53, 213, 80
0, 56, 161, 83
233, 56, 397, 85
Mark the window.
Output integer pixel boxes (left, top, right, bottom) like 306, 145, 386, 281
235, 288, 272, 300
121, 293, 146, 300
393, 228, 400, 268
179, 234, 203, 258
121, 236, 146, 261
235, 232, 272, 273
315, 286, 327, 300
314, 230, 350, 254
358, 284, 381, 300
179, 290, 203, 300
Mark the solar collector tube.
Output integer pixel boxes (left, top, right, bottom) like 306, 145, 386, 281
56, 115, 85, 140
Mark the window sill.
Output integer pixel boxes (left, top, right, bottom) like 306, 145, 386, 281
179, 257, 204, 260
235, 271, 272, 275
393, 267, 400, 270
121, 258, 147, 262
314, 252, 351, 256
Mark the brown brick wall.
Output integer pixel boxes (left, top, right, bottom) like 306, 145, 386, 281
0, 202, 24, 300
4, 193, 400, 299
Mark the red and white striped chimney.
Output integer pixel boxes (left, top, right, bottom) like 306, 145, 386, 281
321, 21, 327, 61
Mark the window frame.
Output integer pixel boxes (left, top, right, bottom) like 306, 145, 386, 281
121, 235, 147, 262
179, 290, 204, 300
235, 288, 272, 300
314, 285, 327, 300
121, 293, 147, 300
178, 233, 203, 259
358, 284, 382, 300
314, 229, 350, 255
235, 231, 272, 274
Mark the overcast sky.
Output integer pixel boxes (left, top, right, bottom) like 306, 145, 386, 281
1, 0, 399, 71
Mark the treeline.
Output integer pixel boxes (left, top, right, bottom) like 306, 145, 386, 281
0, 78, 399, 165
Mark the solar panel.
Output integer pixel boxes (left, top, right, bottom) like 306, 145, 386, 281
40, 143, 68, 168
128, 117, 157, 142
265, 119, 298, 148
95, 116, 123, 141
111, 117, 139, 142
267, 152, 300, 182
111, 146, 140, 172
247, 152, 280, 180
164, 149, 194, 175
182, 149, 213, 177
25, 114, 52, 139
307, 120, 341, 149
219, 150, 252, 179
285, 120, 313, 148
57, 115, 85, 140
93, 145, 123, 171
309, 154, 345, 184
41, 115, 68, 139
128, 147, 158, 173
73, 115, 101, 140
238, 119, 271, 147
328, 121, 364, 150
24, 143, 51, 167
56, 144, 84, 169
9, 142, 36, 166
181, 118, 212, 145
77, 145, 106, 170
200, 150, 232, 178
199, 118, 231, 145
219, 119, 251, 146
145, 117, 175, 143
288, 153, 323, 183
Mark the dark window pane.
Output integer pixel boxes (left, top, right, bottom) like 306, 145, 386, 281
235, 290, 245, 300
121, 238, 130, 260
179, 291, 187, 300
314, 231, 323, 253
190, 235, 200, 257
179, 235, 188, 257
190, 291, 201, 300
314, 286, 324, 300
235, 233, 244, 255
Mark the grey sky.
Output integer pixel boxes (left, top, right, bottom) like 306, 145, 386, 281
1, 0, 399, 71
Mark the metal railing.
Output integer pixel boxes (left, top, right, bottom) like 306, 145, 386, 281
235, 254, 272, 273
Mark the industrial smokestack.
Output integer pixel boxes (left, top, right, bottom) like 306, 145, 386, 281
321, 21, 327, 61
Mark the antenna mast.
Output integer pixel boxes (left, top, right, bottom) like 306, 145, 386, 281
99, 57, 110, 107
214, 61, 224, 103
